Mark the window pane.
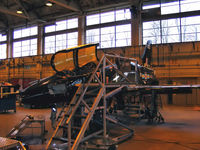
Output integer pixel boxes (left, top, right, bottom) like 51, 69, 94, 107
143, 21, 160, 30
13, 42, 21, 57
45, 36, 55, 54
162, 35, 180, 43
22, 45, 29, 56
161, 1, 180, 15
22, 51, 29, 57
182, 33, 199, 42
162, 18, 180, 28
14, 30, 21, 39
22, 40, 30, 46
116, 24, 131, 47
86, 14, 100, 26
68, 39, 77, 48
30, 26, 38, 35
116, 39, 130, 47
0, 34, 7, 42
116, 9, 131, 21
45, 25, 56, 33
181, 0, 200, 12
162, 26, 180, 35
181, 16, 200, 26
13, 48, 21, 57
67, 18, 78, 29
101, 11, 114, 24
30, 39, 37, 55
182, 25, 200, 34
56, 20, 67, 31
0, 44, 7, 59
86, 29, 100, 44
22, 28, 30, 37
143, 21, 161, 44
67, 32, 78, 48
56, 34, 66, 51
14, 41, 21, 47
101, 26, 115, 48
68, 32, 78, 39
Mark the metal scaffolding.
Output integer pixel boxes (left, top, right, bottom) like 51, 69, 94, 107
46, 53, 138, 150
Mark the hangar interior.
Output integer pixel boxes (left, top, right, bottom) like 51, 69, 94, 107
0, 0, 200, 150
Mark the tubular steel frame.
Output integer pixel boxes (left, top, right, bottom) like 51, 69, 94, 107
46, 53, 138, 150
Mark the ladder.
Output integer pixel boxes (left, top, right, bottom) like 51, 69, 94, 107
46, 56, 105, 150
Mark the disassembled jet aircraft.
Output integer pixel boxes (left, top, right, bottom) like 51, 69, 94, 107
18, 43, 200, 150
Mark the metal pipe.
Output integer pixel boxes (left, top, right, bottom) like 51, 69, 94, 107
103, 55, 107, 138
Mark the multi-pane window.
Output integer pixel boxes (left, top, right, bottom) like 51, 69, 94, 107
86, 8, 131, 48
143, 21, 161, 44
143, 0, 200, 14
181, 16, 200, 42
44, 18, 78, 54
45, 32, 78, 54
45, 18, 78, 33
13, 39, 37, 57
13, 26, 37, 39
13, 26, 38, 57
142, 0, 200, 44
0, 34, 7, 59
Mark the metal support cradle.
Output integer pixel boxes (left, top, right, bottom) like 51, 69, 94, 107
46, 54, 138, 150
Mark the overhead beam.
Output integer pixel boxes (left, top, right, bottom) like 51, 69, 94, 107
48, 0, 81, 12
0, 14, 9, 27
0, 6, 29, 19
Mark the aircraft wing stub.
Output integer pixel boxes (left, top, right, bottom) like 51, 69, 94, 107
128, 84, 200, 89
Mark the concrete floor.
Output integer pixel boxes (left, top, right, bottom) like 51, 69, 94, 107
0, 105, 200, 150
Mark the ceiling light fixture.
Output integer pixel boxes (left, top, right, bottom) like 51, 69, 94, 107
16, 9, 23, 14
46, 1, 53, 7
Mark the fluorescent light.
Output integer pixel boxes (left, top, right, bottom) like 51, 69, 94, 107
46, 2, 53, 7
16, 9, 23, 14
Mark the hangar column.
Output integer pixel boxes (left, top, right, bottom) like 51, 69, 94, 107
131, 4, 142, 46
7, 28, 13, 58
37, 24, 44, 55
37, 25, 44, 79
78, 15, 86, 45
6, 28, 13, 81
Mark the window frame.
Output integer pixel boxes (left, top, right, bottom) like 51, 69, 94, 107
86, 7, 132, 48
142, 0, 200, 44
44, 17, 78, 54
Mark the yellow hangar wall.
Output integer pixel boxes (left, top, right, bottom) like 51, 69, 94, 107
0, 41, 199, 105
